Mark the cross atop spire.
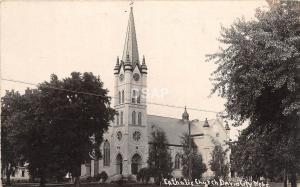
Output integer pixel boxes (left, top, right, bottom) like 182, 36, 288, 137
129, 0, 134, 7
122, 5, 139, 67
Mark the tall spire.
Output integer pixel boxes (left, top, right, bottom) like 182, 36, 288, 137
122, 6, 139, 67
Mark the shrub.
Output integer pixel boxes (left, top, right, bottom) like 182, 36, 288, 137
99, 171, 108, 182
137, 167, 151, 184
94, 173, 101, 181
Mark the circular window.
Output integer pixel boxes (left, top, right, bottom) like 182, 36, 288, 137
117, 131, 122, 141
133, 131, 141, 141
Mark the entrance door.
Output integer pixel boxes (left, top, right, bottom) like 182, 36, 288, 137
131, 154, 141, 175
116, 154, 123, 174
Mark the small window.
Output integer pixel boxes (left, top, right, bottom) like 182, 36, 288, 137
103, 141, 110, 166
22, 170, 25, 177
122, 90, 125, 103
116, 113, 119, 126
132, 90, 136, 103
138, 112, 142, 125
175, 154, 181, 169
120, 111, 123, 125
119, 91, 121, 104
137, 94, 141, 103
132, 111, 136, 125
216, 133, 219, 137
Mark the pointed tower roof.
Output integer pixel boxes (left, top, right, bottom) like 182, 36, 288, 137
122, 7, 139, 68
225, 122, 230, 131
182, 106, 189, 121
203, 118, 210, 127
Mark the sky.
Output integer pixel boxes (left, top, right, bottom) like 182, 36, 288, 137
1, 0, 268, 140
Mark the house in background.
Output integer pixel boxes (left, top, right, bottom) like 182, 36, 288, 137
1, 164, 30, 182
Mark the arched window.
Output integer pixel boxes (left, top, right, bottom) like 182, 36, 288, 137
131, 154, 142, 175
132, 90, 136, 103
103, 141, 110, 166
138, 112, 142, 125
137, 92, 141, 103
175, 154, 180, 169
116, 154, 123, 174
120, 111, 123, 125
119, 91, 121, 104
122, 90, 125, 103
116, 113, 119, 126
132, 111, 136, 125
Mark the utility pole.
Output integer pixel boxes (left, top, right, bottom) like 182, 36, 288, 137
188, 120, 192, 180
182, 106, 205, 180
187, 120, 204, 180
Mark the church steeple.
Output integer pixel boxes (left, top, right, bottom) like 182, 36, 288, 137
122, 7, 139, 68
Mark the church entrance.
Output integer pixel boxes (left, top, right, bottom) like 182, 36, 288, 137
116, 154, 123, 174
131, 154, 142, 175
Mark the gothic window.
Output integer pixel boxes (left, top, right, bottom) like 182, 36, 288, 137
132, 90, 136, 103
175, 154, 181, 169
120, 111, 123, 125
116, 154, 123, 174
103, 141, 110, 166
138, 112, 142, 125
122, 90, 125, 103
119, 91, 121, 104
116, 113, 119, 126
137, 92, 141, 103
131, 154, 142, 175
132, 111, 136, 125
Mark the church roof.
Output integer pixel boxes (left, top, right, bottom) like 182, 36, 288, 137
147, 115, 223, 146
122, 7, 140, 68
147, 115, 188, 145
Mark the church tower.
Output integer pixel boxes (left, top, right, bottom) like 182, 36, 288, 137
112, 6, 148, 177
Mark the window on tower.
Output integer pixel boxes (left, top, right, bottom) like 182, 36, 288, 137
120, 111, 123, 125
137, 92, 141, 103
132, 111, 136, 125
132, 90, 136, 103
119, 91, 121, 104
122, 90, 125, 103
138, 112, 142, 125
116, 113, 119, 126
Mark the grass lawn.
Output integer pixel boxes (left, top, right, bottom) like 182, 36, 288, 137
4, 182, 205, 187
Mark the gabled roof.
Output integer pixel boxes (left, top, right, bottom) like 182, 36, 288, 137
147, 115, 188, 145
147, 114, 228, 146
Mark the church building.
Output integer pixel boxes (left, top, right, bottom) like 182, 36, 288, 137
81, 6, 231, 181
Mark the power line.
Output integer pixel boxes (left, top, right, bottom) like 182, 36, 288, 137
146, 101, 220, 114
1, 78, 221, 114
1, 78, 109, 98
